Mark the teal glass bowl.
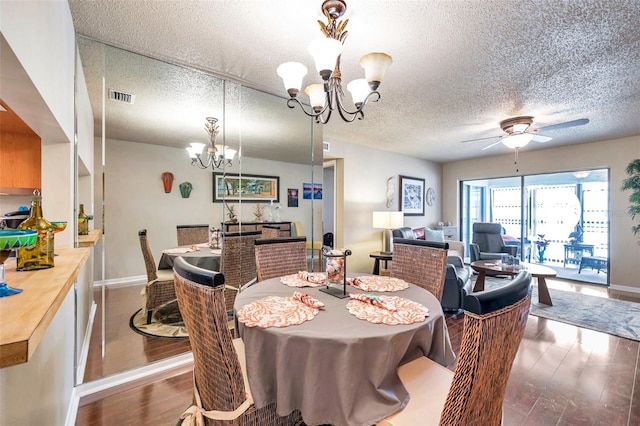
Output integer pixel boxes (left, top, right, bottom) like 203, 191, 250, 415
0, 229, 38, 251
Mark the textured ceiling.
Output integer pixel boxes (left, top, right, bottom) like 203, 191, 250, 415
69, 0, 640, 163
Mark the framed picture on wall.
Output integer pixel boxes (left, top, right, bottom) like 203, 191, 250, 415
213, 172, 279, 203
303, 183, 323, 200
288, 188, 299, 207
399, 175, 425, 216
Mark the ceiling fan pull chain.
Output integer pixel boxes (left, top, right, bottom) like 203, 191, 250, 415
514, 147, 519, 173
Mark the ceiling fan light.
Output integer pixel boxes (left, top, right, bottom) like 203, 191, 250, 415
307, 38, 343, 79
502, 133, 533, 149
304, 83, 326, 109
360, 52, 393, 90
277, 62, 308, 96
346, 78, 371, 105
512, 123, 529, 133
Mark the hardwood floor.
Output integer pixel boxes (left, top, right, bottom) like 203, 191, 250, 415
83, 285, 191, 382
77, 279, 640, 425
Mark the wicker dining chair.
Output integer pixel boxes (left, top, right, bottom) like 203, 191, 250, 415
261, 224, 281, 239
138, 229, 176, 323
379, 271, 533, 426
221, 231, 262, 313
173, 257, 303, 426
391, 238, 449, 301
176, 224, 209, 246
254, 237, 308, 282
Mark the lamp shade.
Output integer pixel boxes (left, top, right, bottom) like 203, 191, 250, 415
187, 142, 206, 158
305, 84, 327, 109
360, 52, 393, 89
372, 211, 404, 229
215, 144, 237, 160
307, 38, 343, 76
502, 133, 533, 149
346, 79, 371, 105
276, 62, 308, 92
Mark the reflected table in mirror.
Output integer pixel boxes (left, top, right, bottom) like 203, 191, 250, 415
158, 245, 221, 272
233, 273, 455, 426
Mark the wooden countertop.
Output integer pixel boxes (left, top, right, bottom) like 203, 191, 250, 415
0, 247, 90, 368
78, 228, 101, 247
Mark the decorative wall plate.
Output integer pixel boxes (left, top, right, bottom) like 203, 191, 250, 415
426, 187, 435, 206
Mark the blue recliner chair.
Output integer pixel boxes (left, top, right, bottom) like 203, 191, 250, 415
469, 222, 518, 263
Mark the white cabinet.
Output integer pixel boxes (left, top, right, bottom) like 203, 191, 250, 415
440, 226, 458, 241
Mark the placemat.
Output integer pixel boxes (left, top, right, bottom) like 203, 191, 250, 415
350, 276, 409, 292
346, 294, 429, 325
237, 295, 320, 328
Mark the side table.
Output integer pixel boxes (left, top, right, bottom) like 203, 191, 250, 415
369, 251, 393, 275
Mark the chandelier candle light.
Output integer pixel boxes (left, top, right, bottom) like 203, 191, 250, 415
277, 0, 392, 124
186, 117, 236, 169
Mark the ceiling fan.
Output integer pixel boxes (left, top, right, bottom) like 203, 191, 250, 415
461, 116, 589, 150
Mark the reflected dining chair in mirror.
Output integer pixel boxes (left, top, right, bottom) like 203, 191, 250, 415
173, 257, 303, 425
380, 271, 533, 426
391, 238, 449, 301
261, 224, 281, 239
254, 237, 307, 282
138, 229, 177, 324
221, 231, 262, 313
176, 224, 209, 246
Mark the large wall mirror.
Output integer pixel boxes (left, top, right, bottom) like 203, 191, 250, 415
76, 36, 322, 384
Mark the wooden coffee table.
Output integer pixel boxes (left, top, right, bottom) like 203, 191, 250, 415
470, 260, 556, 306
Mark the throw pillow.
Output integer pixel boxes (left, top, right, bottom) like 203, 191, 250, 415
423, 228, 445, 242
412, 227, 426, 240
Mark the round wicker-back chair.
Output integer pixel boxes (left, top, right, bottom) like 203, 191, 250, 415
138, 229, 176, 324
173, 256, 302, 425
391, 238, 449, 301
176, 224, 210, 246
380, 270, 533, 426
254, 237, 307, 282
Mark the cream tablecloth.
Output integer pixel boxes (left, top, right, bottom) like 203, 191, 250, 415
233, 274, 455, 426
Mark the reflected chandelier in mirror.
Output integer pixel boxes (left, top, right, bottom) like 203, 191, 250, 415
186, 117, 237, 170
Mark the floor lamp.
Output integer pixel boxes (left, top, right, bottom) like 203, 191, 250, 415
372, 211, 404, 255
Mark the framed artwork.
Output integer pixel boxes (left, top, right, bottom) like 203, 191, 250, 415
303, 183, 323, 200
399, 175, 425, 216
213, 172, 279, 203
287, 188, 299, 207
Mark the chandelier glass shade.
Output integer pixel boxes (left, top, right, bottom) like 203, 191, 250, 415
186, 117, 236, 170
502, 133, 533, 149
276, 0, 392, 124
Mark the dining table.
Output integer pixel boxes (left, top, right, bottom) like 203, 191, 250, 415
157, 243, 221, 271
233, 272, 455, 426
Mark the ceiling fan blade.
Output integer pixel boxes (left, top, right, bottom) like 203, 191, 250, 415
481, 140, 503, 151
461, 135, 502, 143
535, 118, 589, 132
532, 134, 552, 143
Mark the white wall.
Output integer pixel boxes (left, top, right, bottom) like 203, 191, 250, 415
327, 141, 442, 273
104, 138, 321, 280
442, 135, 640, 289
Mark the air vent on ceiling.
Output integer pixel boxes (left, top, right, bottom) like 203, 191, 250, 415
323, 141, 330, 151
108, 89, 135, 104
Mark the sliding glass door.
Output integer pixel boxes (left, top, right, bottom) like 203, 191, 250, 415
461, 169, 609, 285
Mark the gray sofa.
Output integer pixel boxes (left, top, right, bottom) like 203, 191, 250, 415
392, 227, 472, 313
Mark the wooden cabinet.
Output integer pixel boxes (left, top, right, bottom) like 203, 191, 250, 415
0, 101, 41, 195
222, 221, 292, 237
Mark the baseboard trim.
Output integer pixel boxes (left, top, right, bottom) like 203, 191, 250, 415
74, 352, 194, 406
609, 284, 640, 294
93, 275, 147, 288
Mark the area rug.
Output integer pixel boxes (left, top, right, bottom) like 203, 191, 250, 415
482, 276, 640, 342
129, 300, 189, 339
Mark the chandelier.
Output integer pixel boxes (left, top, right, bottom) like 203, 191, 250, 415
186, 117, 236, 169
276, 0, 392, 124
